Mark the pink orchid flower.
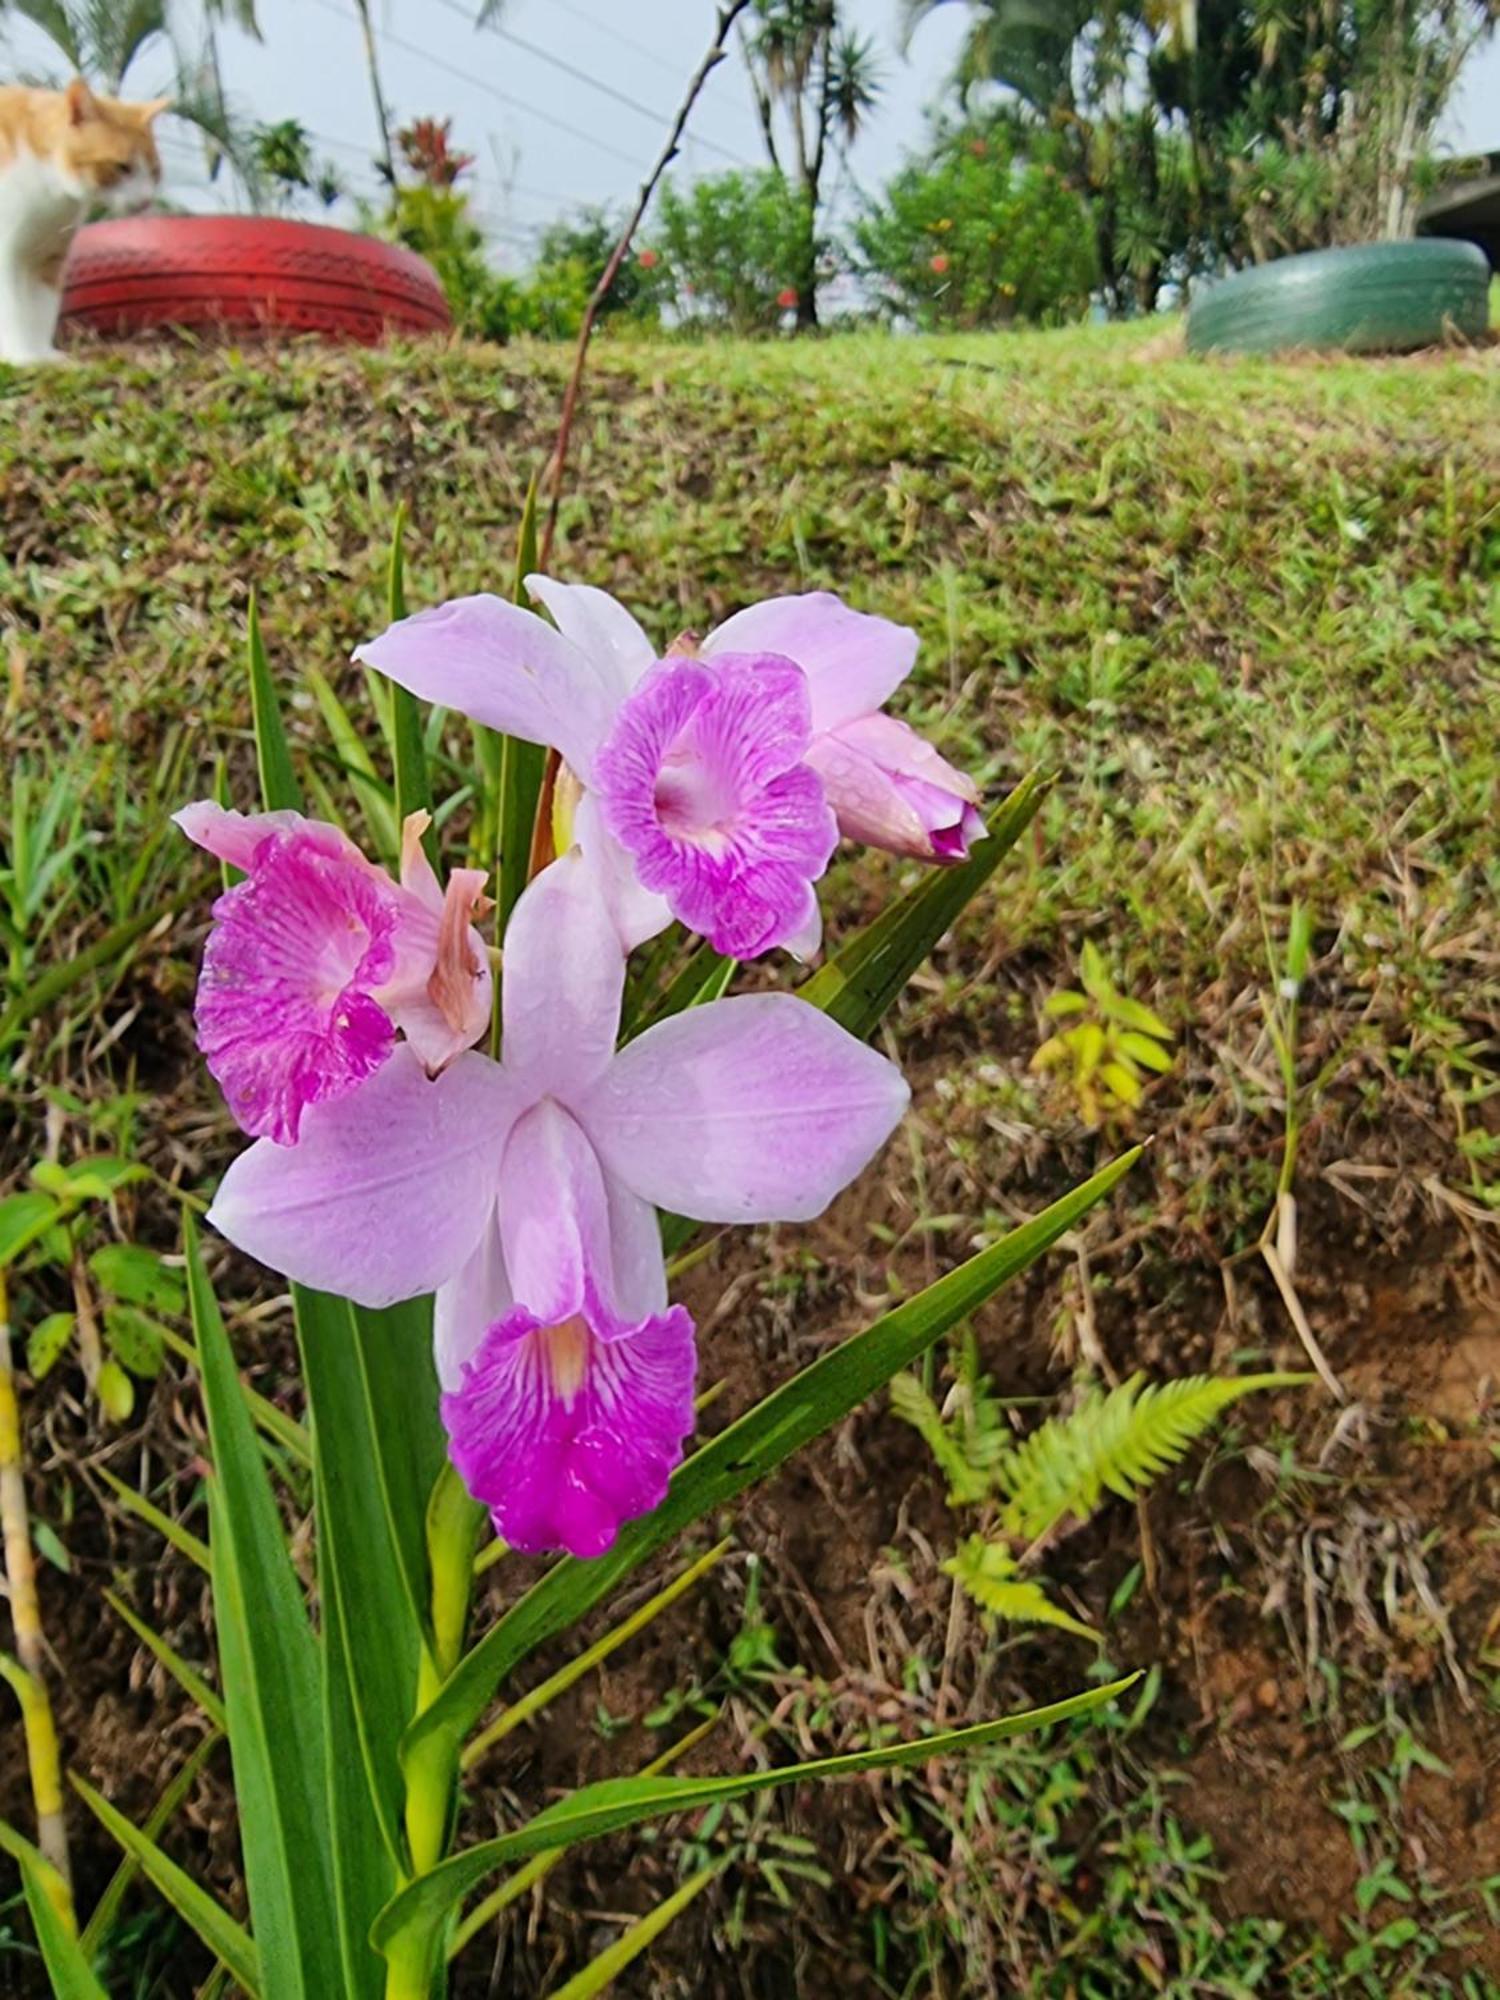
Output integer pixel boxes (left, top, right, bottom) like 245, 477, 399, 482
206, 849, 909, 1558
355, 580, 983, 964
174, 802, 491, 1146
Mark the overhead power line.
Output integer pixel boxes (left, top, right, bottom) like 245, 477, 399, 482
301, 0, 646, 171
425, 0, 756, 167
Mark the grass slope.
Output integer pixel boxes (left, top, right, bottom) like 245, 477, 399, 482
1, 324, 1498, 1997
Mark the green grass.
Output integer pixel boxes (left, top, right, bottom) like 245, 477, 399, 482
1, 322, 1497, 1996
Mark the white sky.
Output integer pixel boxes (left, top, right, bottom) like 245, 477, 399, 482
3, 0, 1497, 264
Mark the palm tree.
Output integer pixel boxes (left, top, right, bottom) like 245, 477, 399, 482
741, 0, 882, 327
898, 0, 1197, 108
0, 0, 262, 195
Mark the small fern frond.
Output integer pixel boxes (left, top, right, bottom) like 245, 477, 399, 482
889, 1373, 988, 1506
998, 1372, 1307, 1542
944, 1535, 1097, 1641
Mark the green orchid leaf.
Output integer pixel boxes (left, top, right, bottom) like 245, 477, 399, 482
187, 1218, 341, 2000
378, 1677, 1137, 1950
405, 1147, 1140, 1766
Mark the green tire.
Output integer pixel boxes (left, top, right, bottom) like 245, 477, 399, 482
1187, 240, 1492, 356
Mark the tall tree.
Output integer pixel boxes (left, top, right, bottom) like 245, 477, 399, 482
901, 0, 1497, 293
350, 0, 396, 184
740, 0, 881, 328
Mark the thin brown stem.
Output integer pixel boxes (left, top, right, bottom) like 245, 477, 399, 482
538, 0, 752, 572
525, 0, 753, 881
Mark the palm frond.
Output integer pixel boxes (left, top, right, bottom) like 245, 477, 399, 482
944, 1536, 1097, 1640
5, 0, 86, 70
997, 1372, 1305, 1542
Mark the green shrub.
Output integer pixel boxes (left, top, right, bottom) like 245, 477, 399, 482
647, 169, 820, 336
380, 184, 512, 342
855, 122, 1097, 330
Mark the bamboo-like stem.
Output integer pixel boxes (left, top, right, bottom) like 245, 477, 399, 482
0, 1274, 72, 1897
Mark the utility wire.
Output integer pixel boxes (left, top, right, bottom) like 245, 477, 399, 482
302, 0, 645, 171
425, 0, 755, 166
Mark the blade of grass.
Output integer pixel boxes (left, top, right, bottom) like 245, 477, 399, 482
304, 667, 399, 864
294, 1285, 427, 1866
546, 1859, 724, 1999
384, 506, 434, 861
102, 1590, 225, 1727
494, 473, 547, 940
79, 1730, 221, 1960
153, 1320, 310, 1467
801, 773, 1050, 1036
462, 1539, 729, 1771
247, 592, 298, 815
0, 889, 193, 1052
71, 1774, 261, 1997
447, 1717, 718, 1961
405, 1147, 1139, 1765
94, 1464, 210, 1574
322, 1563, 396, 2000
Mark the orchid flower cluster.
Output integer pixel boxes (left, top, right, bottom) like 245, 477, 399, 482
181, 579, 984, 1560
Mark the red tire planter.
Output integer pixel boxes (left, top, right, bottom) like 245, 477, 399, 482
61, 215, 452, 345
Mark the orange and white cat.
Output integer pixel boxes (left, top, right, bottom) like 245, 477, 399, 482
0, 79, 167, 363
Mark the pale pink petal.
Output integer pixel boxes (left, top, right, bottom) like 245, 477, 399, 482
207, 1046, 517, 1308
441, 1301, 695, 1558
442, 1096, 691, 1557
501, 850, 624, 1099
497, 1099, 665, 1336
526, 574, 656, 697
355, 595, 619, 777
807, 713, 985, 863
385, 866, 493, 1070
433, 1215, 509, 1392
573, 791, 674, 953
578, 993, 909, 1224
780, 882, 823, 964
174, 800, 365, 875
398, 810, 444, 914
702, 593, 919, 736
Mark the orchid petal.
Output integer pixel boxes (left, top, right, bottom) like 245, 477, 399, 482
501, 849, 625, 1099
497, 1099, 613, 1330
355, 595, 619, 777
433, 1214, 510, 1392
579, 993, 910, 1224
702, 592, 919, 735
441, 1300, 696, 1558
207, 1046, 517, 1308
573, 790, 674, 953
174, 800, 363, 875
525, 574, 656, 697
386, 864, 494, 1071
806, 714, 985, 863
592, 655, 836, 961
